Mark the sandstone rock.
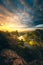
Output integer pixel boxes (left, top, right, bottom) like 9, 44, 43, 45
0, 49, 27, 65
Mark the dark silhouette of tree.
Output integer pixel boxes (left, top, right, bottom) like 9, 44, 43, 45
15, 30, 19, 36
19, 39, 24, 46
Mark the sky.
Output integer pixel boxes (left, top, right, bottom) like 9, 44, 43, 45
0, 0, 43, 31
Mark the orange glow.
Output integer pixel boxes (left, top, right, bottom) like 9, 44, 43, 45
0, 22, 26, 32
29, 41, 34, 45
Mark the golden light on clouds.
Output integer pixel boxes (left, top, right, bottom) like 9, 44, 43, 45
0, 4, 35, 32
0, 13, 27, 32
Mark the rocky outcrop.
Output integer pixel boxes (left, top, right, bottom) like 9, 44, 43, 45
0, 49, 27, 65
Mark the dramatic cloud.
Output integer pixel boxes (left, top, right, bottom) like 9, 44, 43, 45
20, 0, 43, 27
0, 0, 43, 31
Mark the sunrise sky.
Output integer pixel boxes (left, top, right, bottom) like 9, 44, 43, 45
0, 0, 43, 31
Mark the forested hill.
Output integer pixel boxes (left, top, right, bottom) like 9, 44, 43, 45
0, 29, 43, 65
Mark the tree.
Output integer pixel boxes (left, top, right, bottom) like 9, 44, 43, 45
19, 39, 24, 46
15, 30, 19, 36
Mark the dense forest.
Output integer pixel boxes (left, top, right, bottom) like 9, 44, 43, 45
0, 29, 43, 65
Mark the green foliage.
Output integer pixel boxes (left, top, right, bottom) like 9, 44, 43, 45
18, 39, 24, 46
0, 29, 43, 63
